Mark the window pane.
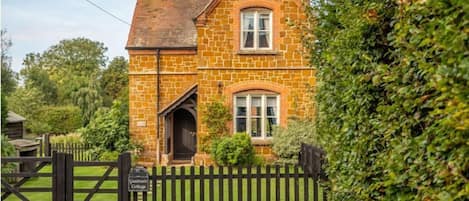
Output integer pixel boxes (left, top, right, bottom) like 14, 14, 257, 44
266, 118, 277, 137
259, 31, 270, 48
259, 14, 270, 30
251, 97, 261, 116
236, 118, 247, 133
251, 118, 261, 137
236, 97, 246, 116
267, 97, 277, 116
243, 13, 254, 30
243, 31, 254, 48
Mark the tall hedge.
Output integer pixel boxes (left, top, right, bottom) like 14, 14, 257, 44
37, 105, 82, 134
310, 0, 468, 200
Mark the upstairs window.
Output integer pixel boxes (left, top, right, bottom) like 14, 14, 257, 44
234, 92, 279, 138
240, 8, 272, 50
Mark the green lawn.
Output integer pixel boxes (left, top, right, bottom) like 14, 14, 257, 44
4, 166, 324, 201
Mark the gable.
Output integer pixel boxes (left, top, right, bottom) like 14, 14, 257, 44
126, 0, 211, 49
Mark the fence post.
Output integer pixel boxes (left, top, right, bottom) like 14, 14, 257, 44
52, 152, 74, 201
45, 134, 51, 156
118, 152, 131, 201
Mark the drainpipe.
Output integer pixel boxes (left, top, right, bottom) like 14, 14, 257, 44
156, 49, 161, 164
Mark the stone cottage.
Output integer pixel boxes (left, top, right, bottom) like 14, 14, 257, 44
126, 0, 315, 166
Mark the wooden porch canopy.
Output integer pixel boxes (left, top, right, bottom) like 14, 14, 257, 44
158, 84, 197, 117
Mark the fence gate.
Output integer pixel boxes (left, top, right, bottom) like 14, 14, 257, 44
1, 152, 132, 201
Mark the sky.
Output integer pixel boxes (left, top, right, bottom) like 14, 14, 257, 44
1, 0, 136, 73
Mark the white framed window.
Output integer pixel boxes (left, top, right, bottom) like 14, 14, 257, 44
240, 8, 273, 50
234, 93, 280, 138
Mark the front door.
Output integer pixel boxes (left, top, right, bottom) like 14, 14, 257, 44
173, 109, 196, 160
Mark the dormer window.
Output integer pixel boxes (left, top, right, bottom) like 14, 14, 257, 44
240, 8, 272, 50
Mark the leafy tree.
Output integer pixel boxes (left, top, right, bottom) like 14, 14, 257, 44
71, 78, 103, 125
6, 87, 46, 133
21, 53, 58, 104
20, 38, 107, 103
39, 37, 107, 83
20, 38, 107, 123
310, 0, 468, 200
1, 30, 18, 96
101, 56, 128, 106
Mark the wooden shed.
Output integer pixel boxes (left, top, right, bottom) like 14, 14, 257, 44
5, 111, 26, 140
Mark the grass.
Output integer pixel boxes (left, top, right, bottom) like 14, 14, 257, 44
4, 166, 324, 201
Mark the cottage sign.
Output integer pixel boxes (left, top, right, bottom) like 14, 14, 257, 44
128, 166, 149, 192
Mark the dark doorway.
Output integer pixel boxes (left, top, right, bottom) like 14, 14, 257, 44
173, 109, 196, 160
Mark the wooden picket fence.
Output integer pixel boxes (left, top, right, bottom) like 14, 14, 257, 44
50, 143, 92, 161
131, 165, 325, 201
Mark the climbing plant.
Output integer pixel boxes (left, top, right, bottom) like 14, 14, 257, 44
200, 98, 232, 153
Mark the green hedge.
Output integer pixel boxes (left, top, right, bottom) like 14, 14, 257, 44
36, 105, 82, 134
311, 0, 468, 200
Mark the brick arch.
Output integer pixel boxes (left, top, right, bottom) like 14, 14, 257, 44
224, 80, 289, 127
232, 0, 282, 51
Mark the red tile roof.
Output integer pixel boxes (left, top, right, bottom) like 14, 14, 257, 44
126, 0, 211, 49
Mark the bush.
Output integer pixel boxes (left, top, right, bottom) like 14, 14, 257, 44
1, 134, 16, 174
210, 133, 255, 166
81, 100, 132, 153
36, 105, 82, 134
310, 0, 468, 200
272, 119, 316, 164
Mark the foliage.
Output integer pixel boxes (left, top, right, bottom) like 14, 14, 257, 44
36, 106, 82, 134
37, 37, 107, 84
21, 53, 58, 104
1, 93, 8, 131
1, 134, 15, 157
50, 133, 84, 145
19, 38, 107, 124
99, 151, 120, 161
101, 56, 129, 106
6, 87, 47, 134
71, 79, 103, 125
310, 0, 468, 200
200, 98, 232, 152
210, 133, 256, 166
81, 101, 132, 154
1, 30, 18, 96
1, 134, 16, 174
272, 119, 316, 164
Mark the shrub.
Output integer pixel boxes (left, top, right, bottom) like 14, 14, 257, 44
200, 98, 232, 152
36, 105, 82, 134
1, 134, 16, 174
272, 119, 316, 164
210, 133, 255, 166
81, 100, 132, 153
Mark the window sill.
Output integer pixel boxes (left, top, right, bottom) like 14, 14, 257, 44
251, 138, 273, 145
237, 50, 279, 55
